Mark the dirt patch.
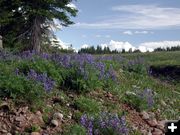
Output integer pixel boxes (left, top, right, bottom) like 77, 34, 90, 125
149, 65, 180, 83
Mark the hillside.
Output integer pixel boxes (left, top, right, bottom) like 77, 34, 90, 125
0, 50, 179, 135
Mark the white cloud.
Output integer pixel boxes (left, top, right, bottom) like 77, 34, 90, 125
81, 44, 90, 48
66, 3, 77, 9
74, 4, 180, 29
81, 34, 87, 38
105, 35, 111, 38
134, 31, 149, 34
123, 30, 133, 35
100, 40, 136, 52
81, 40, 180, 52
95, 35, 111, 38
51, 38, 71, 50
95, 35, 102, 38
139, 41, 180, 50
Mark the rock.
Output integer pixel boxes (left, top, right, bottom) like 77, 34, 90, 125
0, 112, 3, 116
125, 91, 136, 96
31, 132, 40, 135
0, 102, 9, 111
67, 115, 72, 119
156, 121, 165, 130
7, 133, 12, 135
141, 111, 150, 120
141, 129, 148, 135
107, 92, 113, 98
99, 99, 103, 102
51, 120, 59, 127
15, 115, 25, 122
29, 113, 44, 126
132, 125, 138, 130
22, 106, 28, 113
147, 131, 152, 135
68, 94, 74, 98
149, 112, 156, 119
53, 112, 63, 120
160, 100, 167, 107
152, 128, 163, 135
2, 124, 7, 129
36, 111, 42, 116
148, 119, 158, 127
66, 103, 70, 107
1, 129, 8, 133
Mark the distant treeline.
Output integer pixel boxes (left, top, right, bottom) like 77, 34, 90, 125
154, 46, 180, 52
79, 46, 119, 54
78, 45, 180, 54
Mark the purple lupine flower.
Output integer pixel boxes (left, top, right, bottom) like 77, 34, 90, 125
15, 68, 19, 75
80, 112, 129, 135
16, 69, 55, 92
80, 114, 88, 127
139, 88, 154, 108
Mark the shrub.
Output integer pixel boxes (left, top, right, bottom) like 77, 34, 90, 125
123, 89, 154, 111
124, 57, 147, 74
0, 71, 45, 105
75, 96, 102, 114
64, 124, 86, 135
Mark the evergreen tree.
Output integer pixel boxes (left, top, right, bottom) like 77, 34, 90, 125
0, 0, 78, 52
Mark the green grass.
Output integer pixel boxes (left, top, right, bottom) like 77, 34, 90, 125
122, 51, 180, 66
75, 96, 102, 114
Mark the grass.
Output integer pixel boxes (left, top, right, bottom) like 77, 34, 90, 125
0, 50, 180, 134
75, 96, 102, 114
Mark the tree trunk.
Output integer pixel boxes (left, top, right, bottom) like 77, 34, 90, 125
30, 16, 42, 53
0, 35, 3, 49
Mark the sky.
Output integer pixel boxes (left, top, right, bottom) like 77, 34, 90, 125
55, 0, 180, 52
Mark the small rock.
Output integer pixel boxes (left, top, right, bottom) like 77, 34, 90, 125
31, 132, 40, 135
53, 112, 63, 120
152, 128, 163, 135
22, 106, 28, 113
2, 124, 6, 129
99, 99, 103, 102
1, 129, 8, 133
170, 101, 174, 105
68, 94, 74, 98
132, 125, 138, 130
15, 115, 25, 122
156, 120, 165, 130
66, 103, 70, 107
107, 92, 113, 98
7, 133, 12, 135
148, 119, 158, 127
0, 112, 3, 116
147, 131, 152, 135
51, 119, 59, 127
160, 100, 167, 107
68, 115, 72, 119
36, 111, 42, 116
141, 129, 147, 135
0, 102, 9, 111
125, 91, 137, 96
149, 112, 156, 119
141, 111, 150, 120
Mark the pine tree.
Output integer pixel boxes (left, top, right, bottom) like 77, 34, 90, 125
0, 0, 78, 52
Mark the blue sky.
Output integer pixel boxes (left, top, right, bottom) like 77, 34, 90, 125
56, 0, 180, 52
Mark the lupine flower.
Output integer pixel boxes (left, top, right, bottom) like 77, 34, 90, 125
80, 112, 129, 135
139, 88, 154, 108
16, 68, 55, 92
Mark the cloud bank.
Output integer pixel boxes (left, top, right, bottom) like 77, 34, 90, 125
81, 40, 180, 52
74, 4, 180, 29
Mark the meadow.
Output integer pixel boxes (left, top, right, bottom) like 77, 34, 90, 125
0, 49, 179, 135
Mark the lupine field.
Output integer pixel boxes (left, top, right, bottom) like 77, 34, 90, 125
0, 49, 179, 135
